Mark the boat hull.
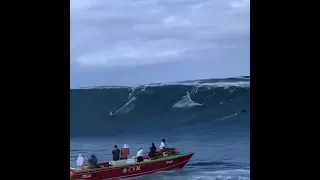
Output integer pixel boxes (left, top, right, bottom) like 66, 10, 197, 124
70, 152, 194, 180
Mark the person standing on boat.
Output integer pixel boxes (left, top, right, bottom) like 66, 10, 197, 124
136, 147, 144, 162
112, 145, 120, 161
76, 154, 84, 166
148, 143, 157, 158
160, 139, 167, 150
121, 144, 130, 159
88, 154, 98, 169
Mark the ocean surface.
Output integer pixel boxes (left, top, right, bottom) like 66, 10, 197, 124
70, 76, 250, 180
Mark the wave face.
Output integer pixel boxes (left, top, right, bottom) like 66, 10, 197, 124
70, 77, 250, 137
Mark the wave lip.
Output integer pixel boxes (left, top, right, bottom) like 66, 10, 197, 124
75, 76, 250, 90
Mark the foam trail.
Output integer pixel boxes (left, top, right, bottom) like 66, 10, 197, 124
216, 112, 239, 121
128, 87, 136, 100
190, 86, 201, 94
128, 86, 146, 100
113, 97, 136, 115
113, 87, 147, 115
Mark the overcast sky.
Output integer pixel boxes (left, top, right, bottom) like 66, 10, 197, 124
70, 0, 250, 88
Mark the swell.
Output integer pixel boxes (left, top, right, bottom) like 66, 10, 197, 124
70, 78, 250, 137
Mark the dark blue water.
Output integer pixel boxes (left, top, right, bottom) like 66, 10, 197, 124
70, 77, 250, 180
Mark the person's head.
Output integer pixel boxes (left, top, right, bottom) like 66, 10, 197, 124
114, 145, 118, 149
123, 144, 129, 148
91, 154, 95, 157
162, 139, 166, 143
152, 143, 155, 147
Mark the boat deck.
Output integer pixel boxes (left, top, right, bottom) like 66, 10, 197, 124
107, 152, 191, 168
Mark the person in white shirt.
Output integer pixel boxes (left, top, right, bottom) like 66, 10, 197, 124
136, 147, 144, 162
76, 154, 84, 166
160, 138, 167, 150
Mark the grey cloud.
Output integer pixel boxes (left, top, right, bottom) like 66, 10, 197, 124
70, 0, 250, 87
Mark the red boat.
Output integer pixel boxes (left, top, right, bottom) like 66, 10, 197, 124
70, 149, 194, 180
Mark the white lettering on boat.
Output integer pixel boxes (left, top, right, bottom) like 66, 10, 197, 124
81, 174, 91, 178
166, 160, 173, 164
123, 168, 127, 173
123, 166, 141, 173
129, 166, 136, 172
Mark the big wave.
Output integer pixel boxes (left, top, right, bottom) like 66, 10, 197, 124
70, 77, 250, 137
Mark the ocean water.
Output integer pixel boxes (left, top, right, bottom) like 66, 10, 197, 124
70, 77, 250, 180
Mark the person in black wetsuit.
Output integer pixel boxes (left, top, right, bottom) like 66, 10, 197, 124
112, 145, 120, 161
88, 154, 98, 169
148, 143, 157, 158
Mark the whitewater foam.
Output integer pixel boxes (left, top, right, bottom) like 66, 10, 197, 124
77, 77, 250, 90
113, 97, 136, 115
173, 90, 203, 109
172, 95, 203, 108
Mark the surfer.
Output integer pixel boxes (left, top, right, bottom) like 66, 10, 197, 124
109, 111, 114, 116
208, 91, 215, 97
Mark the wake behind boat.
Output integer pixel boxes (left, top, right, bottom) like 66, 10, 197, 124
70, 149, 194, 180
